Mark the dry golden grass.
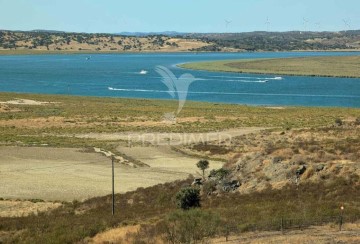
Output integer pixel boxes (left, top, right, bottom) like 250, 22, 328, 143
90, 225, 140, 244
0, 200, 62, 218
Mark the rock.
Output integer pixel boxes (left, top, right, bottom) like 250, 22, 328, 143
192, 178, 203, 186
296, 165, 307, 176
222, 180, 241, 192
336, 165, 343, 170
316, 164, 325, 172
272, 156, 283, 164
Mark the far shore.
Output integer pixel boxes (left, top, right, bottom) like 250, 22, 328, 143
1, 49, 360, 56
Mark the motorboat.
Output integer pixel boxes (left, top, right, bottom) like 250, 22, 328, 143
139, 70, 148, 75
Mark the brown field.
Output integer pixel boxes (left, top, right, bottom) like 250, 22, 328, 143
0, 127, 262, 201
0, 136, 230, 201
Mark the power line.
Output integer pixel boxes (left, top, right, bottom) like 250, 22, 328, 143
111, 156, 115, 216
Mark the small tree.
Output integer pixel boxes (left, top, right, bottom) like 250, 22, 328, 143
197, 160, 209, 179
175, 187, 200, 210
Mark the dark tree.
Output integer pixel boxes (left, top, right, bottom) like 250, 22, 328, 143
175, 187, 200, 210
197, 159, 209, 179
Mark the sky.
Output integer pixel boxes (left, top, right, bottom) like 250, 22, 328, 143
0, 0, 359, 33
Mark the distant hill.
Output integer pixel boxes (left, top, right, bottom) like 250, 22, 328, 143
31, 29, 66, 34
115, 31, 187, 37
185, 30, 360, 51
0, 30, 209, 53
0, 29, 360, 53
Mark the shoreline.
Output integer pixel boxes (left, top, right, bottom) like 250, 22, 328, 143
0, 91, 358, 109
1, 49, 360, 56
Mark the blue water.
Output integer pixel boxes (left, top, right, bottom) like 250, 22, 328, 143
0, 52, 359, 107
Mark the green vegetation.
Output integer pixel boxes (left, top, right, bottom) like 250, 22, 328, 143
196, 159, 209, 179
175, 187, 201, 210
180, 56, 360, 78
161, 209, 221, 243
209, 168, 230, 181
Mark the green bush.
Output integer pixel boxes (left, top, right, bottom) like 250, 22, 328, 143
209, 168, 230, 181
175, 187, 201, 210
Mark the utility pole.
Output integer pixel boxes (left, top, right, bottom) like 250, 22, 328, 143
112, 156, 115, 216
339, 205, 344, 231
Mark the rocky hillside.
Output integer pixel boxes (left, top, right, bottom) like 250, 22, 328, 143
181, 119, 360, 194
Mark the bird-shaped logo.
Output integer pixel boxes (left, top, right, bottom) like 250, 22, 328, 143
156, 65, 200, 117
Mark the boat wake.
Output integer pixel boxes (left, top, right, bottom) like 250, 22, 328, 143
208, 75, 283, 80
223, 79, 269, 83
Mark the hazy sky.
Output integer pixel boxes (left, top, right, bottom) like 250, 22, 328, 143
0, 0, 359, 33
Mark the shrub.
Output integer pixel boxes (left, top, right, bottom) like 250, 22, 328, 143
335, 118, 343, 126
162, 209, 221, 243
209, 168, 230, 181
355, 117, 360, 125
202, 180, 217, 195
175, 187, 200, 210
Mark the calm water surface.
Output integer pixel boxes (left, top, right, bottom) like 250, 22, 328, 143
0, 52, 359, 107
